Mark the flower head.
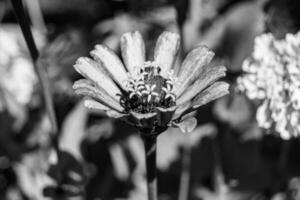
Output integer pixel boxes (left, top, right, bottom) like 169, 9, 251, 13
73, 31, 228, 134
238, 31, 300, 139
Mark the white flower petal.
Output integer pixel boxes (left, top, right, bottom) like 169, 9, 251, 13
175, 45, 214, 96
74, 57, 121, 100
120, 31, 145, 74
191, 81, 229, 109
84, 99, 125, 118
176, 66, 226, 105
154, 31, 180, 76
172, 117, 197, 133
73, 79, 123, 112
84, 98, 108, 111
90, 45, 128, 90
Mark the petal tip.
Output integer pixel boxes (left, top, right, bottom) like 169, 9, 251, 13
173, 117, 198, 133
73, 57, 91, 73
75, 57, 88, 65
94, 44, 107, 51
121, 31, 143, 41
161, 31, 180, 39
195, 45, 215, 58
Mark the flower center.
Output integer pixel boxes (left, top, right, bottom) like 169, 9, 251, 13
120, 61, 176, 113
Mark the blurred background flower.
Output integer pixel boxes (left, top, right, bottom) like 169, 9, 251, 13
238, 31, 300, 139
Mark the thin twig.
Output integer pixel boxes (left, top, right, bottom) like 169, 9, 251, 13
10, 0, 61, 179
178, 145, 191, 200
10, 0, 38, 59
179, 26, 185, 61
10, 0, 63, 188
177, 19, 191, 200
24, 0, 47, 33
212, 130, 226, 194
10, 0, 57, 135
10, 0, 64, 190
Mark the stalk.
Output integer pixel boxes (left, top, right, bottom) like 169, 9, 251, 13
24, 0, 47, 33
178, 145, 191, 200
10, 0, 61, 181
141, 134, 158, 200
10, 0, 57, 135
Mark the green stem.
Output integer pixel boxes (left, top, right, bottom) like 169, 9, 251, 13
10, 0, 57, 134
212, 133, 226, 194
10, 0, 39, 60
178, 145, 191, 200
24, 0, 47, 33
10, 0, 61, 182
142, 134, 158, 200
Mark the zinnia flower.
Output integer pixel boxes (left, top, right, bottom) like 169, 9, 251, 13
238, 31, 300, 139
73, 31, 228, 134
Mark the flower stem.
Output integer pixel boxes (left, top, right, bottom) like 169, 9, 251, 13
141, 134, 158, 200
10, 0, 39, 60
178, 145, 191, 200
24, 0, 47, 33
10, 0, 61, 179
10, 0, 57, 135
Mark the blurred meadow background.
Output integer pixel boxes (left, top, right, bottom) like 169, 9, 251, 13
1, 0, 300, 199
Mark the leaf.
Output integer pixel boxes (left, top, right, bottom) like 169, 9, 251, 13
44, 151, 88, 199
59, 102, 88, 160
109, 143, 130, 181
